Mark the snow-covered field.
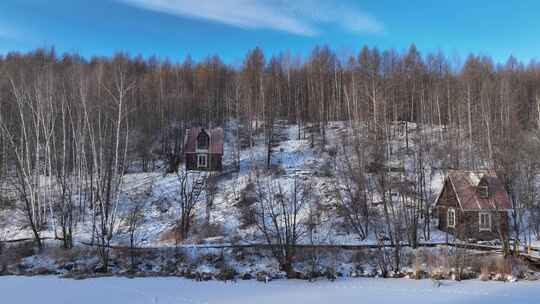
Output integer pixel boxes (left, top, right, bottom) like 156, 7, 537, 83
1, 276, 539, 304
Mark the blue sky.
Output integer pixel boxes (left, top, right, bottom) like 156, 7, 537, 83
0, 0, 538, 64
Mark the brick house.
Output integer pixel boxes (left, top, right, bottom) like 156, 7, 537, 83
435, 170, 513, 241
183, 127, 224, 171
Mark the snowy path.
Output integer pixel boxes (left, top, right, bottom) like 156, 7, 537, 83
1, 276, 539, 304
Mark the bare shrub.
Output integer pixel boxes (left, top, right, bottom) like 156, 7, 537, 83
319, 160, 334, 178
49, 246, 85, 263
495, 256, 512, 276
1, 242, 35, 265
252, 176, 312, 274
191, 221, 225, 240
269, 164, 286, 177
351, 250, 371, 265
236, 182, 257, 229
216, 266, 237, 281
426, 247, 450, 279
174, 171, 207, 242
474, 255, 523, 281
412, 249, 423, 279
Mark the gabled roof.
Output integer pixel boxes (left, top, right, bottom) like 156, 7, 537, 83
436, 170, 513, 211
184, 127, 224, 155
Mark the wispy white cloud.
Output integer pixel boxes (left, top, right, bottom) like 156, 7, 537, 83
118, 0, 384, 36
284, 1, 384, 34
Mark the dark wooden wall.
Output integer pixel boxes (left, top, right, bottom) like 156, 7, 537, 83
437, 179, 460, 235
185, 153, 223, 171
436, 178, 508, 241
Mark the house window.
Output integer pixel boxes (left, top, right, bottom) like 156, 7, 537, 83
478, 184, 489, 198
197, 131, 209, 150
447, 208, 456, 228
197, 154, 208, 168
479, 212, 491, 231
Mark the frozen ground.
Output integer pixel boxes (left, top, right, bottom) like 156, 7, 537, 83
1, 276, 540, 304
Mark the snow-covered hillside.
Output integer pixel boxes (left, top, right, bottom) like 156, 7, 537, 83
2, 121, 540, 287
0, 121, 454, 246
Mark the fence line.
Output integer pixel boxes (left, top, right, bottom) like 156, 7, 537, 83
4, 236, 540, 266
4, 236, 539, 253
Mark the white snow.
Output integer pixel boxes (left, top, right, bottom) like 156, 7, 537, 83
469, 172, 481, 186
1, 276, 539, 304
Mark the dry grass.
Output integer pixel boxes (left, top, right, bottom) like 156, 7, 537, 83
424, 247, 451, 278
160, 220, 225, 244
191, 221, 225, 240
476, 255, 524, 281
159, 227, 180, 243
48, 246, 89, 262
480, 263, 490, 281
496, 257, 512, 275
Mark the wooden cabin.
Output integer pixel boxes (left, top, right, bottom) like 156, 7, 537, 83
434, 170, 512, 241
183, 127, 224, 171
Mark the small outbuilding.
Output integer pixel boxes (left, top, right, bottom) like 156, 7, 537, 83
183, 127, 224, 171
434, 170, 512, 241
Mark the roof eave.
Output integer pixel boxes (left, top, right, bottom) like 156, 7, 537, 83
448, 175, 465, 211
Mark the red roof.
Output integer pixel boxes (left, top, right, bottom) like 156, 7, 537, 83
438, 170, 513, 211
184, 127, 224, 155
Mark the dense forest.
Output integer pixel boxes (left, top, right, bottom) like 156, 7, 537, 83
1, 45, 540, 273
2, 45, 539, 170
